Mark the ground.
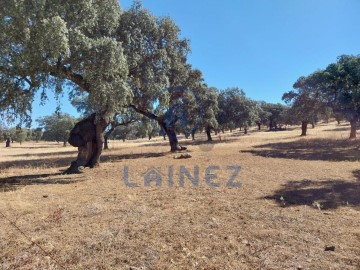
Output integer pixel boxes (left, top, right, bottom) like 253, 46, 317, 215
1, 122, 359, 270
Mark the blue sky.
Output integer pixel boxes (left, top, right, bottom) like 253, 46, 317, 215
31, 0, 360, 125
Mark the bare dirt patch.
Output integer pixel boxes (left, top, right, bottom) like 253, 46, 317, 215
1, 122, 359, 269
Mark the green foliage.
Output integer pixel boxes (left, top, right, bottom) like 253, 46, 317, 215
260, 102, 288, 129
0, 0, 130, 126
217, 87, 258, 131
37, 113, 77, 144
14, 127, 27, 144
322, 55, 360, 121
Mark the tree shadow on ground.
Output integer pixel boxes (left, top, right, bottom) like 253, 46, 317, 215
323, 126, 351, 132
101, 152, 166, 162
0, 151, 166, 170
0, 173, 85, 192
263, 178, 360, 210
11, 150, 77, 158
241, 138, 360, 161
141, 137, 239, 148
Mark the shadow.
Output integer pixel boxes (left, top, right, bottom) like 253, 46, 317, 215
0, 156, 74, 170
141, 137, 240, 148
263, 178, 360, 209
184, 137, 240, 146
0, 173, 85, 192
323, 127, 351, 132
2, 143, 65, 149
11, 150, 77, 158
241, 138, 360, 161
101, 152, 166, 162
1, 151, 167, 170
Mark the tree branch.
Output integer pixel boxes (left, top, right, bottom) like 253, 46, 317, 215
129, 104, 158, 120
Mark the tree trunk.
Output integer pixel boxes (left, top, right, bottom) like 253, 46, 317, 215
221, 128, 225, 133
6, 138, 11, 147
301, 121, 308, 136
206, 126, 212, 141
349, 115, 358, 139
311, 122, 315, 128
163, 134, 166, 140
104, 136, 109, 150
64, 114, 110, 174
244, 127, 248, 134
257, 123, 261, 130
191, 130, 195, 140
148, 134, 152, 140
158, 119, 186, 152
63, 141, 67, 147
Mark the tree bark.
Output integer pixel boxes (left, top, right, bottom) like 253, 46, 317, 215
206, 126, 213, 141
129, 104, 186, 152
5, 138, 11, 147
63, 141, 67, 147
349, 115, 358, 139
257, 123, 261, 130
158, 119, 186, 152
301, 121, 308, 136
244, 127, 248, 134
104, 136, 109, 150
64, 114, 109, 174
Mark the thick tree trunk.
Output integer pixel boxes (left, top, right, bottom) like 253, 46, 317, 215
206, 126, 213, 141
63, 141, 67, 147
221, 128, 225, 134
148, 134, 152, 140
244, 127, 248, 134
301, 121, 308, 136
163, 134, 166, 140
349, 115, 358, 139
311, 122, 315, 128
64, 114, 109, 174
257, 123, 261, 130
158, 119, 186, 152
6, 138, 11, 147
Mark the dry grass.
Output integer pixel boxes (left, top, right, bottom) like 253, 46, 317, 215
1, 122, 360, 270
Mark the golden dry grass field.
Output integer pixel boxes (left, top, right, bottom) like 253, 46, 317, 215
1, 122, 360, 270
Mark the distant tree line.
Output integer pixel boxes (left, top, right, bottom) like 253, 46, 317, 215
283, 54, 360, 138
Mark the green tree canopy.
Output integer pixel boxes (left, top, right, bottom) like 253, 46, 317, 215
37, 113, 77, 146
0, 0, 131, 127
